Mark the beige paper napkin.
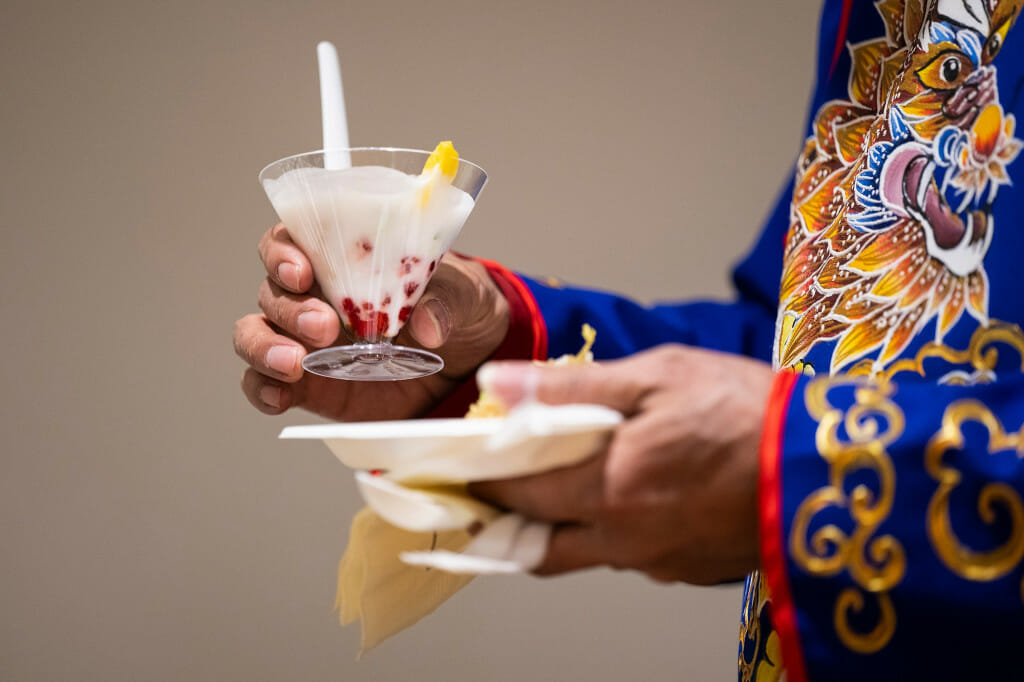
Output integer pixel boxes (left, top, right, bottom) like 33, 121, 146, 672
336, 508, 474, 654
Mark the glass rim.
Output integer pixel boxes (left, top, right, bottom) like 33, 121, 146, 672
258, 146, 488, 184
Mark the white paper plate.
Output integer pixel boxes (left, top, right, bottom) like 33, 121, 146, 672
279, 403, 622, 484
353, 471, 499, 531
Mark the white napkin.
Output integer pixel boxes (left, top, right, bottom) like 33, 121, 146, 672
401, 513, 552, 574
352, 470, 550, 573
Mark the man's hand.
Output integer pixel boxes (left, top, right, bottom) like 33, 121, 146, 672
232, 222, 510, 421
470, 345, 775, 585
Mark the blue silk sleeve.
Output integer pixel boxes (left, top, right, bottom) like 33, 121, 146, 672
519, 180, 793, 363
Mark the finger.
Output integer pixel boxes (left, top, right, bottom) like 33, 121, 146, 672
476, 359, 647, 413
534, 524, 606, 576
240, 368, 295, 414
258, 223, 315, 293
468, 454, 605, 524
258, 279, 339, 347
232, 313, 305, 382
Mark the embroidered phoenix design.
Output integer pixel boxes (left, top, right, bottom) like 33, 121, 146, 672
775, 0, 1022, 374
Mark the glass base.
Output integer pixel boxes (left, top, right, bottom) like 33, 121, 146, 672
302, 344, 444, 381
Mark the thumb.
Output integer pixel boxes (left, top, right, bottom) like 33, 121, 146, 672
476, 359, 643, 414
400, 254, 511, 378
403, 253, 482, 350
406, 296, 452, 349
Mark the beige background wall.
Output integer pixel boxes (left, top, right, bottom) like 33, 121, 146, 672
0, 1, 816, 680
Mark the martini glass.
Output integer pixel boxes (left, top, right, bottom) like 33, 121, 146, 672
259, 147, 487, 381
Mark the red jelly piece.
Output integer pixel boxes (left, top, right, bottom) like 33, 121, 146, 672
398, 306, 412, 323
339, 296, 392, 338
399, 255, 422, 275
404, 281, 420, 298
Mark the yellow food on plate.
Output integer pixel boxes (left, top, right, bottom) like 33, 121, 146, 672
465, 324, 596, 418
549, 322, 596, 366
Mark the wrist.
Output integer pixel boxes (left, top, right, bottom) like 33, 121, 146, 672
451, 253, 511, 363
734, 360, 778, 578
422, 256, 533, 419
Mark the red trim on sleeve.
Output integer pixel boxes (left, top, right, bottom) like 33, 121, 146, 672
758, 370, 808, 682
828, 0, 855, 80
425, 257, 548, 418
476, 258, 548, 361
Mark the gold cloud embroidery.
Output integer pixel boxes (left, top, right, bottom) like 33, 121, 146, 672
846, 320, 1024, 383
925, 400, 1024, 598
791, 377, 907, 653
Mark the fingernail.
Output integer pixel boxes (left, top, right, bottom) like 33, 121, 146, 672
297, 311, 328, 340
477, 362, 537, 405
266, 345, 300, 374
476, 363, 499, 391
259, 385, 282, 408
277, 262, 300, 290
424, 298, 451, 343
409, 298, 451, 349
